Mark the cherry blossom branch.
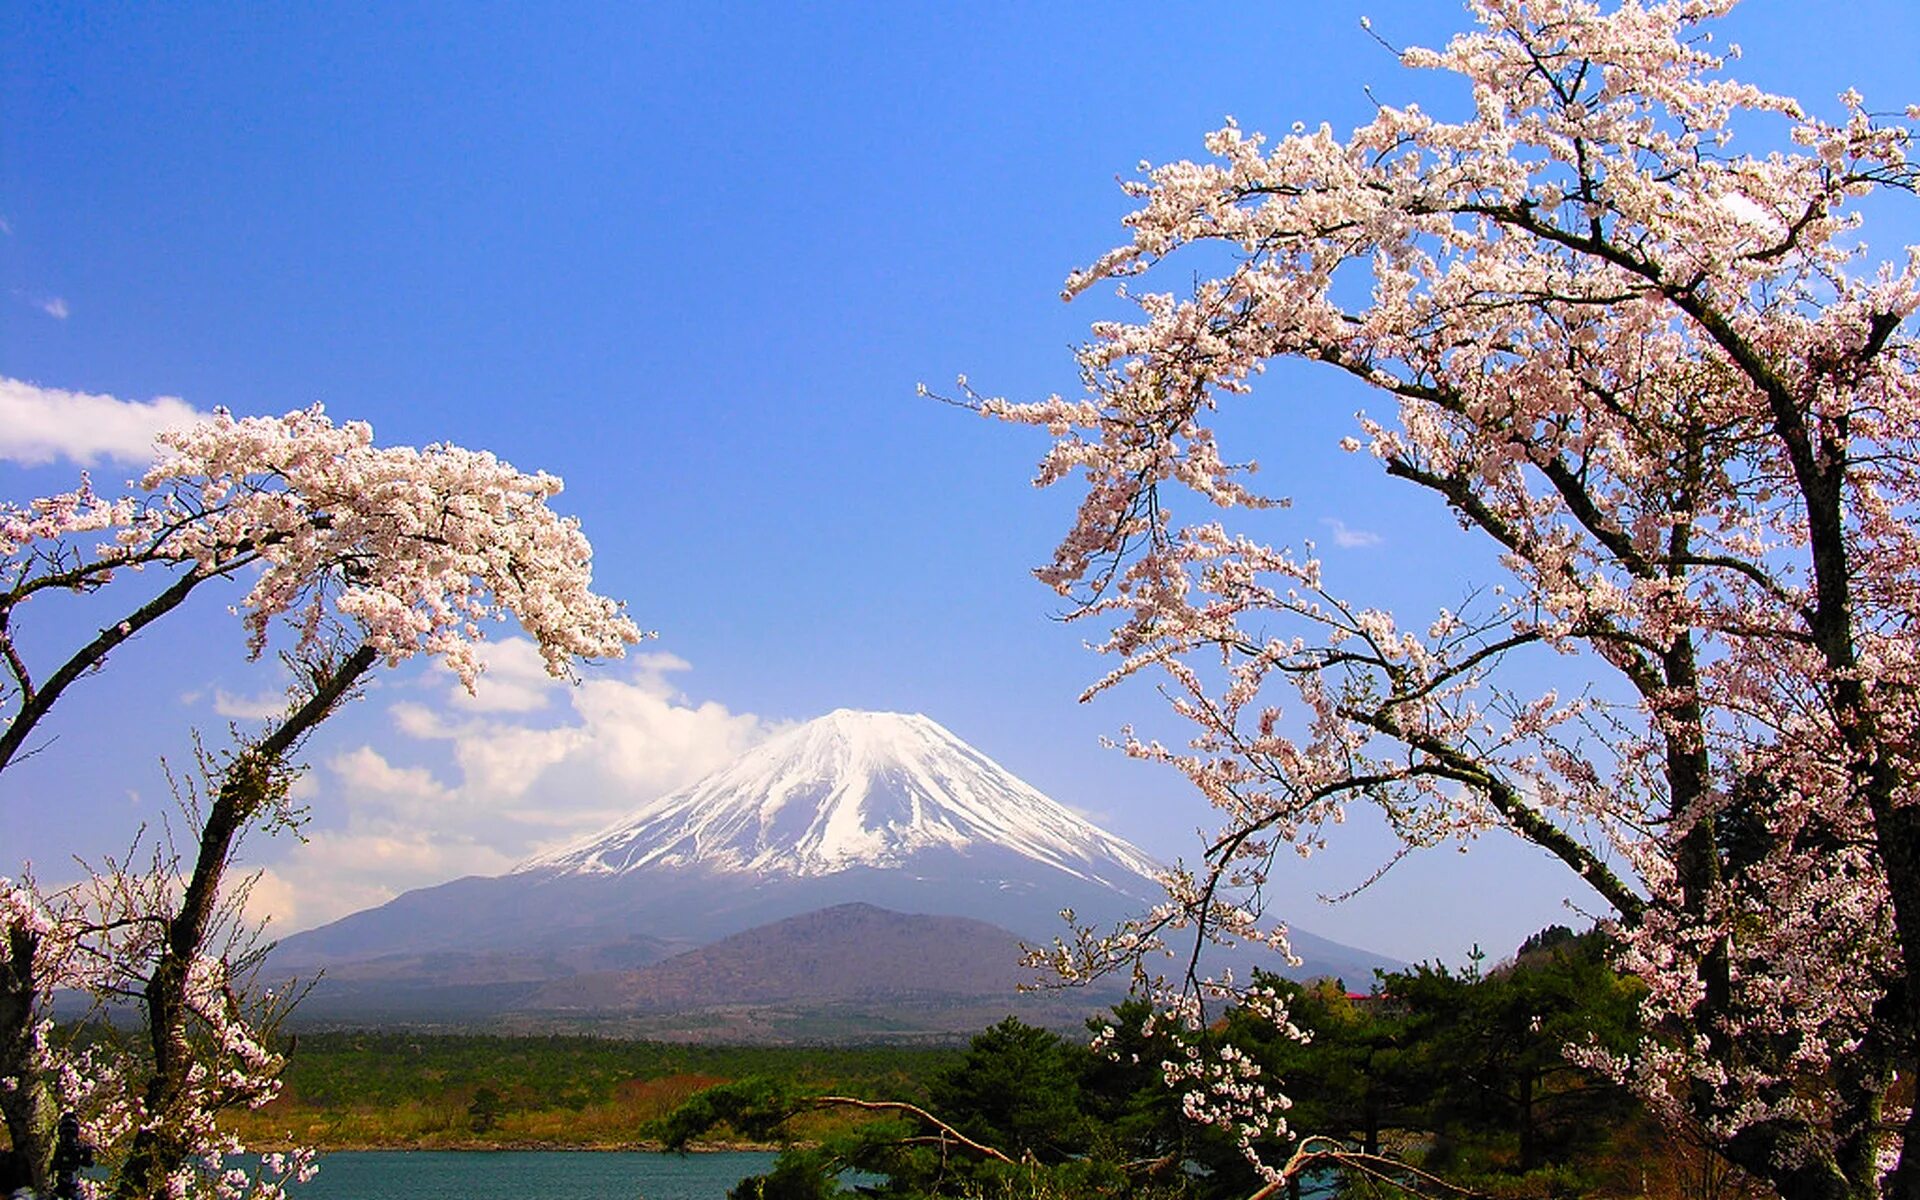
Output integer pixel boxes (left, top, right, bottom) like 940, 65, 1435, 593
1343, 705, 1644, 921
0, 566, 214, 775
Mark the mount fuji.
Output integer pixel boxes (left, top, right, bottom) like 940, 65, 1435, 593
269, 710, 1398, 1031
522, 708, 1162, 891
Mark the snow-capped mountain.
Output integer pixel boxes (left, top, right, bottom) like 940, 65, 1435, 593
520, 708, 1161, 890
270, 708, 1402, 1030
273, 709, 1172, 983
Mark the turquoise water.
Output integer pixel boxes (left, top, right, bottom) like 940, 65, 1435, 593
241, 1148, 1332, 1198
285, 1150, 779, 1199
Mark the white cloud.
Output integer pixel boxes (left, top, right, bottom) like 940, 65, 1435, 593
187, 663, 297, 720
0, 376, 212, 466
1323, 517, 1383, 549
243, 831, 515, 934
440, 636, 561, 714
237, 746, 498, 932
399, 643, 763, 809
1719, 192, 1786, 241
327, 745, 453, 818
451, 721, 590, 805
36, 297, 69, 320
239, 868, 307, 932
244, 644, 774, 932
212, 688, 287, 720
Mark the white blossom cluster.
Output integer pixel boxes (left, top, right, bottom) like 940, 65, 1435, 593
139, 406, 643, 681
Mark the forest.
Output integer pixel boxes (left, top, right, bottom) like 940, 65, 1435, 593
219, 926, 1745, 1199
654, 927, 1726, 1199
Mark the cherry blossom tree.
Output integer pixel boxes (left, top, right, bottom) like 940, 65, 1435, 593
0, 406, 642, 1197
977, 2, 1920, 1196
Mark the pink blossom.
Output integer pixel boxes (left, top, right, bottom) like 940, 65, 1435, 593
981, 0, 1920, 1190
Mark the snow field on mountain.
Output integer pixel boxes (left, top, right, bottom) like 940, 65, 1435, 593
520, 709, 1161, 886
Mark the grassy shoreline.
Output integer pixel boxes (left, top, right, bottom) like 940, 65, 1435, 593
224, 1031, 957, 1153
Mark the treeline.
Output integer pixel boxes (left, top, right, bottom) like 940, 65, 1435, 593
224, 1034, 960, 1149
665, 928, 1750, 1199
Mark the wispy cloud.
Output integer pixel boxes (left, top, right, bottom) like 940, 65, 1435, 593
212, 688, 288, 720
36, 297, 70, 320
1323, 517, 1383, 549
0, 376, 212, 466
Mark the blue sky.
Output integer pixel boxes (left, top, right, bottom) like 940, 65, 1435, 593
3, 1, 1917, 965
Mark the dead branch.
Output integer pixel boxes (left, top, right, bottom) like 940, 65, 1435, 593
810, 1096, 1015, 1165
1248, 1135, 1489, 1200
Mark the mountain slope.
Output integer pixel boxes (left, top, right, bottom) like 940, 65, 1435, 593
520, 902, 1040, 1011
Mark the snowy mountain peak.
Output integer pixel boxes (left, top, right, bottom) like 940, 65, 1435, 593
518, 709, 1162, 888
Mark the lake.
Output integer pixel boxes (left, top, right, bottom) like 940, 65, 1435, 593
285, 1150, 780, 1199
250, 1147, 1331, 1198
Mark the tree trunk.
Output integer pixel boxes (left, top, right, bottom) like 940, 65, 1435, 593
115, 644, 376, 1198
0, 924, 57, 1196
1723, 1121, 1866, 1200
1861, 797, 1920, 1200
1797, 446, 1918, 1200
